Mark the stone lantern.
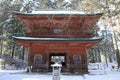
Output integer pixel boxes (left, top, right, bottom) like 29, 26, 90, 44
51, 63, 62, 80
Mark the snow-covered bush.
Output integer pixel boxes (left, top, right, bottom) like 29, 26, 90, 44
1, 54, 26, 70
12, 59, 26, 69
0, 59, 5, 69
1, 54, 14, 65
88, 63, 107, 70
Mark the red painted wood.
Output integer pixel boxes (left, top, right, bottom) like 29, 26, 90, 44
14, 12, 102, 73
15, 14, 101, 38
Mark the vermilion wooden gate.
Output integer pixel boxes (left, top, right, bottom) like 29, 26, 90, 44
13, 11, 102, 73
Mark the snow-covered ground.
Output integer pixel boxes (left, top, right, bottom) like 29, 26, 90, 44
0, 63, 119, 80
0, 69, 120, 80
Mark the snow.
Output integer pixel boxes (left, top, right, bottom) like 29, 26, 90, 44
0, 63, 119, 80
0, 69, 120, 80
32, 10, 85, 14
51, 63, 62, 67
13, 36, 102, 41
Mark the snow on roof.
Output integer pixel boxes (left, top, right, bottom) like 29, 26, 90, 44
13, 11, 102, 16
31, 10, 85, 14
13, 36, 103, 42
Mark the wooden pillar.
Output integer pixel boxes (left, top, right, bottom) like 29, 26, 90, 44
27, 43, 32, 73
66, 43, 70, 69
45, 42, 49, 71
85, 46, 89, 73
45, 50, 49, 72
85, 44, 91, 73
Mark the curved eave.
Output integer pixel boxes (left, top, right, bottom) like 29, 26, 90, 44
13, 11, 103, 16
13, 36, 103, 42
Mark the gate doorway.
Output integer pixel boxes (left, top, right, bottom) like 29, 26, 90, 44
49, 53, 66, 71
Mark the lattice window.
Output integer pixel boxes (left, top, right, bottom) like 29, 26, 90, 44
73, 55, 81, 64
34, 54, 42, 65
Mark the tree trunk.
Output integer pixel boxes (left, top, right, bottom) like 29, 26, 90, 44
98, 50, 101, 62
0, 40, 3, 56
11, 44, 15, 57
110, 17, 120, 68
21, 46, 25, 60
